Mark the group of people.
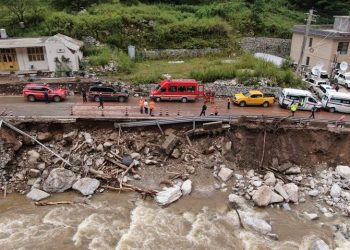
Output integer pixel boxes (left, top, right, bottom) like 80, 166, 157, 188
199, 97, 232, 116
138, 97, 156, 116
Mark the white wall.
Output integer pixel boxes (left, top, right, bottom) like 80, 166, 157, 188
45, 38, 81, 72
15, 47, 49, 71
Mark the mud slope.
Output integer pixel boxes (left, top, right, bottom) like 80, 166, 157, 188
231, 126, 350, 169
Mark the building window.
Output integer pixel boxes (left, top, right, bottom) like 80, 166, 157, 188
27, 47, 44, 61
0, 48, 17, 62
309, 38, 313, 47
306, 56, 310, 66
337, 42, 349, 55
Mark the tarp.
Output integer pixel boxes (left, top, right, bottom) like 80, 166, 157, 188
254, 53, 285, 67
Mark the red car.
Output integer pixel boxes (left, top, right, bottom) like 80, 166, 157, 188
23, 83, 68, 102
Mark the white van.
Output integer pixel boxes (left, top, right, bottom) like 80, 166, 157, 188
279, 88, 322, 111
321, 92, 350, 113
336, 72, 350, 88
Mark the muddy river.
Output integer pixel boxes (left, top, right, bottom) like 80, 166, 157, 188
1, 189, 346, 250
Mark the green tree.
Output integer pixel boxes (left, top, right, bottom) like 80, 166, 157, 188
50, 0, 111, 11
250, 0, 266, 35
0, 0, 37, 23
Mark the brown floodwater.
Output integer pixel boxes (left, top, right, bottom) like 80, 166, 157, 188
0, 188, 342, 250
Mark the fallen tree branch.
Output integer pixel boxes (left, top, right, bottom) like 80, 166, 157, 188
1, 120, 71, 167
102, 184, 157, 198
34, 201, 74, 206
105, 157, 136, 174
119, 161, 135, 192
259, 128, 267, 171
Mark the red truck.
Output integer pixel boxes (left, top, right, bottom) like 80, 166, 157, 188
150, 79, 205, 102
23, 83, 68, 102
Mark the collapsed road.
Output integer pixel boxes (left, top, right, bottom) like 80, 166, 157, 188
1, 117, 350, 249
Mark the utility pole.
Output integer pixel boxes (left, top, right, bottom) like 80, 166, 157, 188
296, 9, 316, 74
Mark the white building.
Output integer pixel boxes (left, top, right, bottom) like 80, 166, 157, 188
0, 30, 83, 75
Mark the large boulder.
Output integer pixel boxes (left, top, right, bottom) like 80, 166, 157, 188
264, 172, 276, 186
181, 179, 192, 196
283, 183, 299, 203
270, 191, 284, 203
43, 168, 76, 193
330, 183, 342, 199
161, 134, 178, 155
310, 239, 330, 250
336, 165, 350, 180
155, 185, 182, 206
26, 188, 50, 201
37, 132, 52, 142
242, 216, 272, 235
27, 150, 40, 164
72, 177, 100, 196
274, 183, 289, 201
218, 167, 234, 182
252, 186, 272, 207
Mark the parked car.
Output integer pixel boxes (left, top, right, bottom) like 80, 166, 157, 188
322, 92, 350, 113
310, 84, 336, 99
87, 85, 129, 102
150, 79, 204, 102
304, 77, 328, 88
23, 83, 68, 102
233, 90, 275, 107
335, 72, 350, 88
278, 88, 322, 111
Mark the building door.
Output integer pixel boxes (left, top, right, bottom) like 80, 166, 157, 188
0, 48, 19, 71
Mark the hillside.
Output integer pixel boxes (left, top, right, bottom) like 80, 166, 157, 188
0, 0, 318, 50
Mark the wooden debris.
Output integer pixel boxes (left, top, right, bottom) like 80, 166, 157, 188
102, 184, 157, 198
119, 161, 135, 191
34, 201, 74, 206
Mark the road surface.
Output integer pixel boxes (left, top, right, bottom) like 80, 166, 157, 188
0, 95, 348, 121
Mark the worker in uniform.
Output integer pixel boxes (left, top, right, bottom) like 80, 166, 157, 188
227, 96, 231, 109
290, 101, 298, 117
149, 99, 156, 116
200, 102, 207, 116
139, 97, 144, 114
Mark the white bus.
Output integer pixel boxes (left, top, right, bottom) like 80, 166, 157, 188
278, 88, 322, 111
321, 92, 350, 113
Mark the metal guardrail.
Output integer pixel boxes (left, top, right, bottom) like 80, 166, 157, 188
114, 115, 350, 129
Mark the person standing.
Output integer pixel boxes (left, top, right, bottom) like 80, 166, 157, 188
290, 101, 298, 117
97, 93, 104, 109
149, 100, 156, 116
82, 88, 87, 103
335, 84, 340, 92
139, 97, 144, 114
227, 97, 231, 109
144, 99, 149, 114
200, 102, 207, 116
44, 89, 50, 104
309, 105, 317, 119
214, 105, 218, 116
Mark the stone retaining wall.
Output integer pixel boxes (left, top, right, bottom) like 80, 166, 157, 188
239, 37, 291, 58
140, 48, 222, 59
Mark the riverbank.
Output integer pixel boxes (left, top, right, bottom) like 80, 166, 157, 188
1, 119, 350, 249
